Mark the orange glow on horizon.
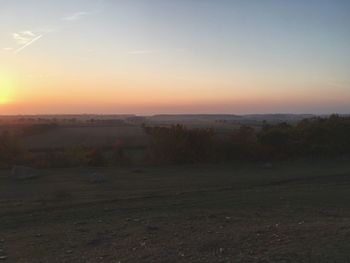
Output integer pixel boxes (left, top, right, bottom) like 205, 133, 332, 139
1, 63, 349, 115
0, 73, 16, 105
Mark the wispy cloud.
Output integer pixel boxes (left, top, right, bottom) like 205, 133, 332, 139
4, 4, 100, 54
128, 50, 158, 55
327, 80, 349, 88
2, 47, 14, 51
128, 48, 185, 55
62, 11, 90, 21
10, 30, 43, 54
12, 31, 37, 45
14, 34, 43, 54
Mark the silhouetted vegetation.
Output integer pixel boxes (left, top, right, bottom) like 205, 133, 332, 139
143, 124, 215, 164
258, 114, 350, 159
143, 115, 350, 164
1, 115, 350, 168
20, 123, 59, 136
0, 131, 26, 167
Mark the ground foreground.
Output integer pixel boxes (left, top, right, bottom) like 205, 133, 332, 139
0, 160, 350, 262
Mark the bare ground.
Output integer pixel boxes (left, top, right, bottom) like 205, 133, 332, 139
1, 160, 350, 262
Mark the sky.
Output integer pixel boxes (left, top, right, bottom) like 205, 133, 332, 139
0, 0, 350, 115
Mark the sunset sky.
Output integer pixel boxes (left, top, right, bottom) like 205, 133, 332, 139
0, 0, 349, 115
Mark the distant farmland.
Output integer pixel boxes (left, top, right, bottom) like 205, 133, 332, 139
21, 126, 148, 150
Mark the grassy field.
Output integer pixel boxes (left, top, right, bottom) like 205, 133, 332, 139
0, 160, 350, 262
21, 126, 147, 150
19, 123, 240, 151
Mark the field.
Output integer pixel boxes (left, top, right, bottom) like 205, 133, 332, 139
21, 126, 147, 150
1, 160, 350, 262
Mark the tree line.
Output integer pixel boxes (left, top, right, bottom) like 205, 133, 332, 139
1, 115, 350, 168
143, 114, 350, 164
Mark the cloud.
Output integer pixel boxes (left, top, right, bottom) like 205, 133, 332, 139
2, 47, 14, 51
10, 30, 43, 54
128, 48, 185, 55
6, 6, 98, 54
128, 50, 159, 55
62, 11, 90, 21
22, 30, 35, 37
12, 31, 40, 45
327, 80, 349, 88
14, 34, 43, 54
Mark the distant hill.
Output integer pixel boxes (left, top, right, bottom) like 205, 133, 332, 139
146, 114, 317, 124
2, 113, 345, 126
148, 114, 242, 123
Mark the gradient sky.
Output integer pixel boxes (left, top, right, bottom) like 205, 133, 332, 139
0, 0, 350, 115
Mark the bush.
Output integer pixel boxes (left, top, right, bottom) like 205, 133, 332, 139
258, 115, 350, 159
229, 126, 259, 160
143, 124, 215, 164
21, 123, 59, 136
0, 131, 25, 167
63, 146, 89, 167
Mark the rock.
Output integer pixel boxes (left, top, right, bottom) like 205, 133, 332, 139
0, 256, 7, 260
261, 162, 273, 169
131, 169, 144, 173
89, 173, 106, 183
73, 221, 86, 226
146, 225, 159, 231
11, 165, 40, 180
87, 239, 102, 246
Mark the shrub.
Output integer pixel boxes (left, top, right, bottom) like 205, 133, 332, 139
143, 124, 215, 164
0, 131, 25, 167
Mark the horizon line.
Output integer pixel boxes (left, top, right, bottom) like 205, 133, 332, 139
0, 112, 346, 117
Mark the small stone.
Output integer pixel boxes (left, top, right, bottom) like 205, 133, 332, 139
73, 221, 86, 225
146, 225, 159, 231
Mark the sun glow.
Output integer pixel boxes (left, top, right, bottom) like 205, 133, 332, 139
0, 74, 15, 104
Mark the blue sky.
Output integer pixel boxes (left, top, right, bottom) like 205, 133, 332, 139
0, 0, 350, 114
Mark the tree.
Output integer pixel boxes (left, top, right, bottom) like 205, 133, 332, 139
0, 131, 24, 166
